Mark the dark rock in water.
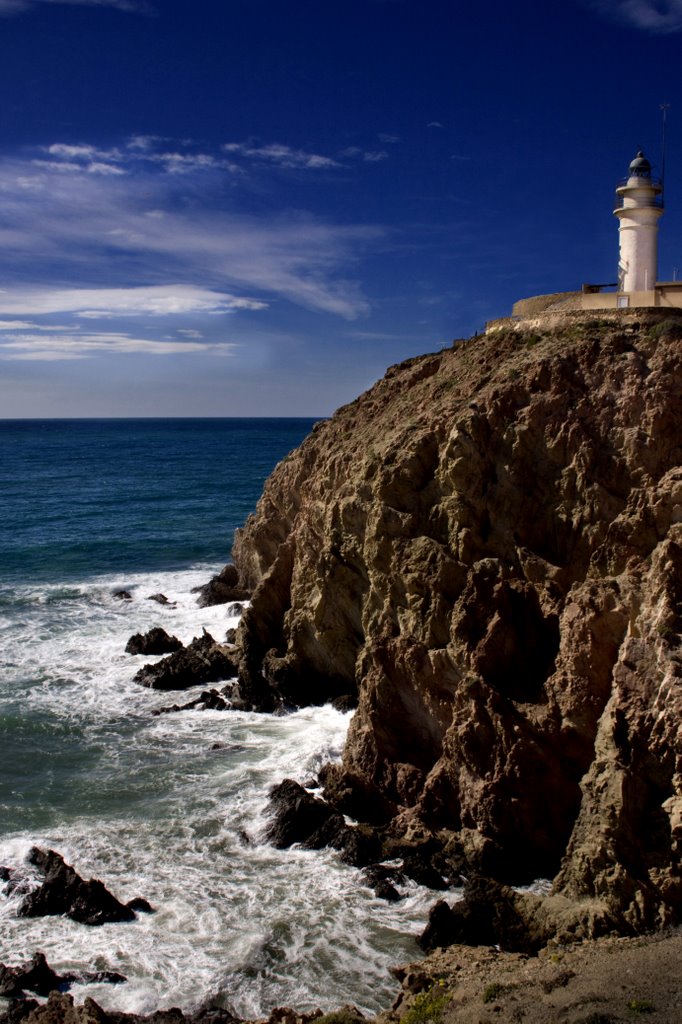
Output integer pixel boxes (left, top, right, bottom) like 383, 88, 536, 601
134, 633, 238, 691
0, 953, 126, 998
401, 851, 447, 891
329, 695, 357, 713
1, 866, 30, 898
73, 971, 127, 986
191, 565, 249, 608
13, 953, 63, 997
146, 594, 176, 608
300, 811, 346, 850
125, 897, 154, 914
152, 686, 234, 715
224, 628, 237, 645
265, 779, 338, 848
362, 864, 406, 902
226, 602, 245, 617
304, 817, 382, 868
335, 825, 382, 868
319, 764, 396, 826
372, 878, 402, 902
112, 591, 132, 601
198, 689, 231, 710
125, 628, 183, 657
18, 848, 141, 927
0, 952, 68, 998
382, 835, 454, 890
418, 876, 547, 954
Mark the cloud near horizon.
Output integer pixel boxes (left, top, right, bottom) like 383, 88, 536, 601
0, 330, 237, 361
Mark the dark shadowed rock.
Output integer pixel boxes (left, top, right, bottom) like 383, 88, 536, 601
401, 852, 447, 891
191, 566, 249, 608
134, 633, 238, 691
372, 879, 402, 902
146, 594, 176, 607
112, 591, 132, 601
361, 865, 405, 902
125, 628, 183, 656
125, 897, 154, 914
224, 628, 237, 645
265, 780, 338, 848
11, 954, 63, 997
418, 876, 549, 954
18, 848, 141, 926
329, 695, 358, 713
0, 953, 126, 1000
330, 824, 382, 868
74, 972, 126, 987
151, 688, 233, 716
319, 764, 396, 826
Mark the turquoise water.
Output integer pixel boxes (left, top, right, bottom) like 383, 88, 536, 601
0, 419, 433, 1017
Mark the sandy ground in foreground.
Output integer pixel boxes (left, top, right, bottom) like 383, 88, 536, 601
380, 930, 682, 1024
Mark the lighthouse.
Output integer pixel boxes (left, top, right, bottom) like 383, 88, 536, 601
614, 150, 664, 293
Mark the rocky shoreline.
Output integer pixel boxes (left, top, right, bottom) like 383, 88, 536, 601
3, 318, 681, 1024
3, 931, 682, 1024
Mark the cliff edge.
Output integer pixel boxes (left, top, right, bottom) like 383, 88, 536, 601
232, 316, 682, 941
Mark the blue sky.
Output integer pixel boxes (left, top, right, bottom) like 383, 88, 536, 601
0, 0, 681, 416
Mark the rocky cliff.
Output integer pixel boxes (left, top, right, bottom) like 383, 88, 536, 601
232, 316, 682, 940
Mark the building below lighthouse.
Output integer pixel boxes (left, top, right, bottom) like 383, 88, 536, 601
487, 148, 682, 331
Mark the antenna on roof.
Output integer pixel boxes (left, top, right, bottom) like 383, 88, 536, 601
660, 102, 670, 188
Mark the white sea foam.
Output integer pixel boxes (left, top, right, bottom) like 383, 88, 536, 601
0, 566, 440, 1016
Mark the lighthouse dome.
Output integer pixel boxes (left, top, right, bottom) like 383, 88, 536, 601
629, 150, 652, 177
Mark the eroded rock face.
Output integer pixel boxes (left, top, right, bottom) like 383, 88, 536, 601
231, 319, 682, 937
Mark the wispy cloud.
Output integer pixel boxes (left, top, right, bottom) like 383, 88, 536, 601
0, 141, 380, 320
0, 330, 236, 361
32, 139, 235, 177
0, 0, 153, 16
340, 146, 389, 163
223, 142, 341, 169
588, 0, 682, 32
0, 285, 265, 317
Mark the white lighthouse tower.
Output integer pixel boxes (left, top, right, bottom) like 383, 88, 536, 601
614, 150, 664, 293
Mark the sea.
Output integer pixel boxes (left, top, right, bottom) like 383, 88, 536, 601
0, 419, 439, 1019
